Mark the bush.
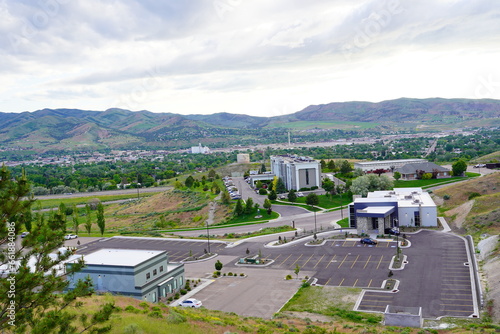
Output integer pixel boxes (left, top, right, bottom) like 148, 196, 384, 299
124, 305, 141, 314
443, 194, 451, 200
148, 310, 163, 318
285, 274, 292, 280
259, 188, 267, 195
468, 192, 481, 200
228, 272, 233, 276
240, 273, 245, 276
180, 289, 187, 295
166, 310, 186, 324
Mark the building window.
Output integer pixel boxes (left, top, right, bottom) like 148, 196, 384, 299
305, 169, 309, 185
146, 273, 150, 280
160, 266, 164, 272
152, 292, 156, 303
153, 269, 157, 276
180, 277, 183, 286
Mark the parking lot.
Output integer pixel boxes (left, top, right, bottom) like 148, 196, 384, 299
75, 230, 477, 319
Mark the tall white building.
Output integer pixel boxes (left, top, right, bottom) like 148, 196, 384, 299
270, 155, 321, 191
191, 143, 210, 154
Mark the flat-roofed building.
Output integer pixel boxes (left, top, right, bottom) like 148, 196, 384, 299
348, 188, 437, 235
354, 159, 427, 172
270, 155, 320, 191
67, 249, 184, 303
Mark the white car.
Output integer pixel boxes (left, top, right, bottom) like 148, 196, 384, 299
64, 234, 78, 240
179, 298, 202, 308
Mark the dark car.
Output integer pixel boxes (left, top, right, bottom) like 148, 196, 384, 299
360, 237, 378, 245
384, 228, 400, 236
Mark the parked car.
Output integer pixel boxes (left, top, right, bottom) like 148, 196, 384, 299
360, 238, 378, 245
474, 164, 486, 168
296, 192, 304, 197
179, 298, 202, 308
64, 234, 78, 240
20, 232, 30, 238
384, 228, 400, 236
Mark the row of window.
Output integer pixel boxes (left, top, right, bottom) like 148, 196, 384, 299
145, 265, 164, 280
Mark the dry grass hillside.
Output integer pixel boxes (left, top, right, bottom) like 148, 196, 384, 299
434, 172, 500, 211
472, 150, 500, 163
103, 189, 230, 232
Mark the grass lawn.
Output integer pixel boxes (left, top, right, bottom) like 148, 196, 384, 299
394, 176, 475, 189
35, 192, 158, 209
277, 194, 352, 210
222, 209, 279, 225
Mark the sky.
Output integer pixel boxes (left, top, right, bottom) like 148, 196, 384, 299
1, 0, 499, 117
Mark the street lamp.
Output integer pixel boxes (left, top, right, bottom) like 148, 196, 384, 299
313, 206, 317, 234
206, 219, 211, 254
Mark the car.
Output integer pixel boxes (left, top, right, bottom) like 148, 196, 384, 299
360, 238, 378, 245
179, 298, 202, 308
20, 232, 30, 238
384, 228, 400, 236
474, 164, 486, 168
64, 234, 78, 240
296, 192, 304, 197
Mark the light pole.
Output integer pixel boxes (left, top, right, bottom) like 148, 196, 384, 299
313, 206, 317, 234
206, 219, 211, 254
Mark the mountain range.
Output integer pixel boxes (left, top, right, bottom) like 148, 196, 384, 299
1, 98, 499, 152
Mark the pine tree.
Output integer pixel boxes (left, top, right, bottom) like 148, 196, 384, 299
0, 166, 115, 332
84, 204, 92, 235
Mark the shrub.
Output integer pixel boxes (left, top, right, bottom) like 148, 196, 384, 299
468, 192, 481, 200
259, 188, 267, 195
124, 305, 141, 314
180, 289, 187, 295
285, 274, 292, 280
166, 310, 186, 324
240, 273, 245, 276
148, 310, 163, 318
443, 194, 451, 200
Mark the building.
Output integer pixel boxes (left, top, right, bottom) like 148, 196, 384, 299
191, 143, 210, 154
237, 153, 250, 164
395, 162, 451, 180
354, 159, 427, 173
270, 155, 321, 191
348, 188, 437, 235
67, 249, 184, 303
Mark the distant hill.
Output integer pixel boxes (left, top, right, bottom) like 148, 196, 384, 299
0, 98, 499, 152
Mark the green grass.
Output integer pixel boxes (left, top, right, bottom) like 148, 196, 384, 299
336, 217, 349, 228
394, 176, 475, 189
277, 194, 352, 210
222, 209, 279, 225
35, 192, 158, 209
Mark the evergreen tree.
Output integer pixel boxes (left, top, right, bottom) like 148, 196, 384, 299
275, 177, 287, 194
244, 197, 254, 214
0, 166, 115, 332
234, 199, 244, 216
185, 175, 195, 188
268, 190, 277, 201
287, 189, 297, 203
221, 190, 231, 204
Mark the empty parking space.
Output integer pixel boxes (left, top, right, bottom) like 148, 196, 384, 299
436, 239, 475, 317
357, 291, 395, 313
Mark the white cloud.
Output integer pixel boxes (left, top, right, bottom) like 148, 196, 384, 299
1, 0, 499, 115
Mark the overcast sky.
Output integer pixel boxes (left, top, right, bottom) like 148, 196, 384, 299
1, 0, 499, 117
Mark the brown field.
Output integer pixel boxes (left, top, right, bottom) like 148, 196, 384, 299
435, 173, 500, 210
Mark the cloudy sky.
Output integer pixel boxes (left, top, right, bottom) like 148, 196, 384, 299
1, 0, 499, 117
